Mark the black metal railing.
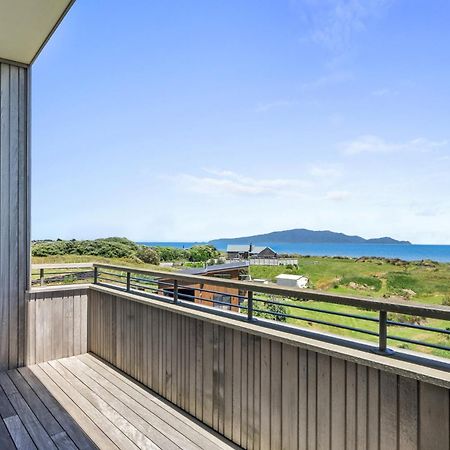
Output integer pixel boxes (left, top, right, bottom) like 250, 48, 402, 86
90, 263, 450, 357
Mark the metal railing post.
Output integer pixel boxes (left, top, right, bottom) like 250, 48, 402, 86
39, 268, 45, 286
93, 267, 98, 284
126, 271, 131, 292
173, 280, 179, 304
247, 290, 253, 321
378, 310, 393, 354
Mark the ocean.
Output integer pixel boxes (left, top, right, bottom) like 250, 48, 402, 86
139, 242, 450, 263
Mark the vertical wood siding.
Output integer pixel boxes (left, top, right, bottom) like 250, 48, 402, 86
25, 288, 88, 365
88, 289, 450, 450
0, 62, 29, 371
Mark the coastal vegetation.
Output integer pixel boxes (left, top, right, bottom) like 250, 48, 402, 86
32, 238, 220, 264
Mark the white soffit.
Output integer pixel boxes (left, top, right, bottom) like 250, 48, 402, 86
0, 0, 74, 65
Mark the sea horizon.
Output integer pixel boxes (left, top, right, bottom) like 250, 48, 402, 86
139, 241, 450, 263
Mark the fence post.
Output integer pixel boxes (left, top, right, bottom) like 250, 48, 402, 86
377, 310, 394, 354
247, 290, 254, 321
173, 280, 179, 304
39, 268, 45, 286
126, 271, 131, 292
93, 266, 98, 284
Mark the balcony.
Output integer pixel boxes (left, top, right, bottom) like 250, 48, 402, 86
1, 262, 446, 449
0, 2, 449, 448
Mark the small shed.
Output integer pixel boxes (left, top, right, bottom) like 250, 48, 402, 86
275, 274, 309, 289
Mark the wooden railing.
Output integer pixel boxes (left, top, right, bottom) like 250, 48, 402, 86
92, 263, 450, 358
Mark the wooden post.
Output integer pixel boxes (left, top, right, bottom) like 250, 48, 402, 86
39, 268, 45, 286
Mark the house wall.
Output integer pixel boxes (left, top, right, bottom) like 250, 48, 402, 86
0, 61, 29, 371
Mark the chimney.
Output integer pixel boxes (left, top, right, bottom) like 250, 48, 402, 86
249, 243, 253, 253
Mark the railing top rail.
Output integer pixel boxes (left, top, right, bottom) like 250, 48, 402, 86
32, 263, 94, 270
93, 263, 450, 320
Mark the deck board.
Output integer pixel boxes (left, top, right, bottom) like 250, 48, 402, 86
0, 354, 238, 449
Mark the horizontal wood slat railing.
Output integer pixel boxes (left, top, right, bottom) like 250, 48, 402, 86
92, 263, 450, 357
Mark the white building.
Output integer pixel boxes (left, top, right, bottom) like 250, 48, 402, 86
275, 274, 309, 288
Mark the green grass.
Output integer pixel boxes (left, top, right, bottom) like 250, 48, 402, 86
250, 256, 450, 358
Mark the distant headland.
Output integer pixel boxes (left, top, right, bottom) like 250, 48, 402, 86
209, 228, 411, 246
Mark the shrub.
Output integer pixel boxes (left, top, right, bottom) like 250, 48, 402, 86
136, 246, 160, 265
31, 237, 138, 258
153, 246, 187, 262
442, 295, 450, 306
186, 245, 220, 262
386, 272, 420, 294
254, 298, 288, 322
339, 276, 382, 291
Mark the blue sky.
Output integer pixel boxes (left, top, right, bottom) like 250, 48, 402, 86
32, 0, 450, 244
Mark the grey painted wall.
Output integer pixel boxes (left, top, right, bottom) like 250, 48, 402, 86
0, 61, 29, 370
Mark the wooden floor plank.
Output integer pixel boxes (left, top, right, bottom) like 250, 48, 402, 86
3, 415, 36, 450
58, 359, 164, 450
0, 385, 16, 419
1, 353, 238, 450
62, 357, 191, 450
79, 353, 238, 450
26, 365, 116, 450
6, 392, 57, 449
7, 370, 63, 438
51, 431, 78, 450
0, 377, 57, 449
0, 418, 16, 449
49, 360, 150, 450
17, 367, 97, 450
42, 361, 138, 450
74, 356, 216, 450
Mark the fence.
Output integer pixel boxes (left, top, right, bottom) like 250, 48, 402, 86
92, 263, 450, 357
31, 263, 94, 286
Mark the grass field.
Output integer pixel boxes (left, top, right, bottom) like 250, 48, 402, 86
250, 256, 450, 358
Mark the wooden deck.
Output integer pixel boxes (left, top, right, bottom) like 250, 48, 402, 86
0, 354, 238, 449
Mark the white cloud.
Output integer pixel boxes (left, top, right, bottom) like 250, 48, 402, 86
170, 170, 312, 197
300, 70, 353, 91
301, 0, 390, 54
341, 135, 449, 155
371, 87, 398, 97
325, 190, 351, 201
309, 164, 341, 178
254, 99, 297, 113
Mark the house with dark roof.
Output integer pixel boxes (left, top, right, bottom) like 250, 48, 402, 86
158, 261, 249, 311
226, 244, 277, 260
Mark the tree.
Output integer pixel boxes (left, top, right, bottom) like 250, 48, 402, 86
186, 245, 220, 262
136, 246, 160, 265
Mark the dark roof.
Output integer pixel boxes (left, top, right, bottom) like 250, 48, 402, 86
179, 261, 249, 276
226, 244, 276, 254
